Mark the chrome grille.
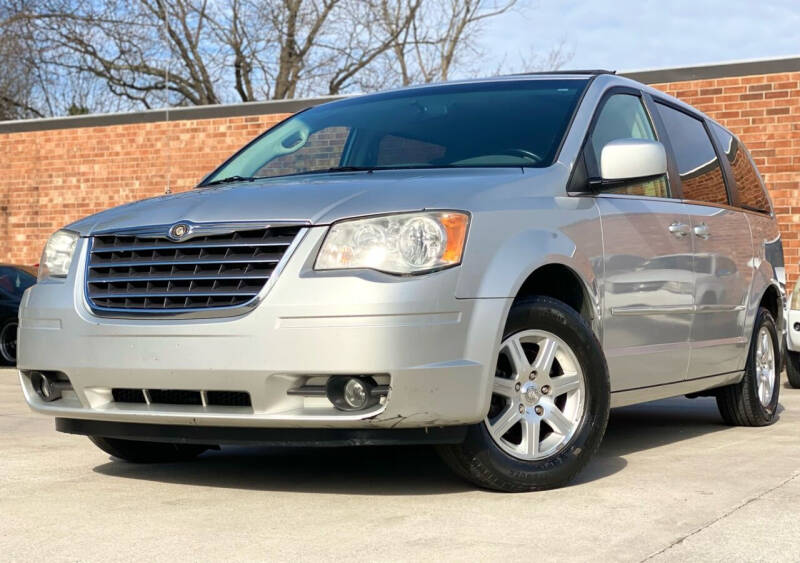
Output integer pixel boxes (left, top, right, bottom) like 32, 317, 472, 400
86, 223, 303, 313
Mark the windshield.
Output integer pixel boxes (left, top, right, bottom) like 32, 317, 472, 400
202, 78, 588, 185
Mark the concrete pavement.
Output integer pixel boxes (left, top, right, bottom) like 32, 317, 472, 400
2, 367, 799, 562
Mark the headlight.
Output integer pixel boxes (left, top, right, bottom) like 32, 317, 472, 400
315, 211, 469, 274
38, 230, 78, 280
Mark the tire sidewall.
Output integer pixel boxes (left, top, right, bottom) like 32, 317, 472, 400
461, 297, 610, 489
0, 318, 17, 365
787, 350, 800, 388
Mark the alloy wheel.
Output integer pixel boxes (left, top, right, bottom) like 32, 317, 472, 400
485, 329, 587, 461
755, 326, 776, 407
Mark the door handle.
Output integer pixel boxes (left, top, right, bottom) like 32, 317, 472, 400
693, 223, 711, 239
668, 222, 691, 238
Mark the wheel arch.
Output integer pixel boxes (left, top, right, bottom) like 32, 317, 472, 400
512, 263, 600, 337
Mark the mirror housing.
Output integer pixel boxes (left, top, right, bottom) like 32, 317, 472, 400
595, 138, 667, 187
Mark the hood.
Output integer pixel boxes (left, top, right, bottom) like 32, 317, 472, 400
66, 168, 546, 235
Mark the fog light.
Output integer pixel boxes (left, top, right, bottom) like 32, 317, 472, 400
326, 376, 380, 411
344, 379, 368, 409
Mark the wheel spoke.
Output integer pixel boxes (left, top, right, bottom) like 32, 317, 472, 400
491, 406, 521, 438
493, 377, 516, 397
504, 336, 531, 379
522, 416, 541, 457
533, 336, 558, 377
549, 372, 581, 396
544, 404, 572, 436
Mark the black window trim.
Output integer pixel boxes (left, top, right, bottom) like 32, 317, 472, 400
650, 96, 735, 209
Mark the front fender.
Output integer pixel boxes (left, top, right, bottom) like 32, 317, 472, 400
455, 197, 603, 317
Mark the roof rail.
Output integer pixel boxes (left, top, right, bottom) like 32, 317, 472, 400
507, 69, 616, 77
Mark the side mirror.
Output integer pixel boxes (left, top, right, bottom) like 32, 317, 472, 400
596, 138, 667, 187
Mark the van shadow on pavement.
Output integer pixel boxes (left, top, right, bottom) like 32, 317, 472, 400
92, 395, 758, 495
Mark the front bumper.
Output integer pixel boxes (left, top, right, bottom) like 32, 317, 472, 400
19, 228, 509, 430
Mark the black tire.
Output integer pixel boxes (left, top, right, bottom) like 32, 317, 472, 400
0, 318, 18, 367
716, 307, 780, 426
436, 296, 610, 492
89, 436, 210, 463
786, 350, 800, 389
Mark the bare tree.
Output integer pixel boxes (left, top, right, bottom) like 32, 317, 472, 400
0, 4, 44, 119
383, 0, 517, 86
6, 0, 568, 118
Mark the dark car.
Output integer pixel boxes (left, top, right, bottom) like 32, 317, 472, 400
0, 265, 37, 366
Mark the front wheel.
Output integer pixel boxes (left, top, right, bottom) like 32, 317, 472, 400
89, 436, 210, 463
437, 296, 610, 492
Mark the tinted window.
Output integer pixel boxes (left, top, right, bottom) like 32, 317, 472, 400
656, 103, 728, 205
589, 94, 668, 198
204, 79, 588, 183
255, 126, 350, 177
711, 123, 771, 213
0, 267, 36, 299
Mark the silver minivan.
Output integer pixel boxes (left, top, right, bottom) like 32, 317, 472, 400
19, 71, 785, 491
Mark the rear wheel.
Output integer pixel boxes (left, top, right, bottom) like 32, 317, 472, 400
89, 436, 210, 463
437, 296, 610, 492
0, 319, 18, 366
786, 350, 800, 389
716, 307, 780, 426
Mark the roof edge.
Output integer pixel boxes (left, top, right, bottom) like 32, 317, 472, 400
2, 56, 799, 134
620, 55, 800, 84
0, 95, 347, 134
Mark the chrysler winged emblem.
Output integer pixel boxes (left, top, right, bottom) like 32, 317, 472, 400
169, 223, 191, 241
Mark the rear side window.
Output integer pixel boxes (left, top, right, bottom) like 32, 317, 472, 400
656, 103, 728, 206
711, 123, 771, 213
588, 94, 668, 198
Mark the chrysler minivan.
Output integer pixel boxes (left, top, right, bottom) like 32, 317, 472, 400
18, 71, 784, 491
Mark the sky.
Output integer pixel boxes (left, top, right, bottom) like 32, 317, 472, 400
481, 0, 800, 73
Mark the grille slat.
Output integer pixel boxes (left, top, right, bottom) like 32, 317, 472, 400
86, 224, 302, 313
91, 238, 297, 253
88, 257, 283, 268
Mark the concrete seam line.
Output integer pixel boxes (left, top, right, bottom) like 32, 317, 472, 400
640, 469, 800, 561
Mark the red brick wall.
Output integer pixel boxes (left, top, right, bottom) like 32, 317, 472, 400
0, 70, 798, 286
0, 114, 290, 265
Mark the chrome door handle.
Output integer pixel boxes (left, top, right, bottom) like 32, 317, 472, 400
668, 222, 691, 238
693, 223, 711, 239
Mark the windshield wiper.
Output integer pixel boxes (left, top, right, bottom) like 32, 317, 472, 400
203, 175, 253, 186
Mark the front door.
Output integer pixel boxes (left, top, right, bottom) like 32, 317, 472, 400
586, 92, 694, 391
598, 197, 694, 390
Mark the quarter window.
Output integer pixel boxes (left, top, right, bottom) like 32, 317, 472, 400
656, 103, 728, 206
711, 123, 771, 213
589, 94, 668, 198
